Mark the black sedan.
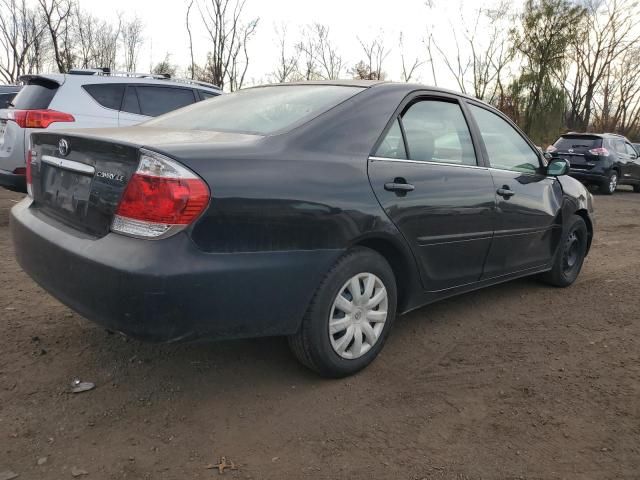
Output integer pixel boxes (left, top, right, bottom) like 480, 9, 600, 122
10, 81, 595, 377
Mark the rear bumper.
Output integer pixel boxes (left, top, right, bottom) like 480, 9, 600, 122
0, 169, 26, 193
568, 170, 607, 184
11, 199, 342, 342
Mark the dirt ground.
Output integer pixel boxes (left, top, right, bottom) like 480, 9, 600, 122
1, 187, 640, 480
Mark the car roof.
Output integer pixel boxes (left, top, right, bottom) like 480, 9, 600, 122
250, 80, 494, 107
19, 73, 221, 92
561, 132, 628, 139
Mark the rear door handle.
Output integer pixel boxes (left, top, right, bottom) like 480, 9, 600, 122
497, 187, 515, 198
384, 180, 415, 193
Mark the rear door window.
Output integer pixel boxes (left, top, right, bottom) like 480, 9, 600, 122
135, 86, 196, 117
400, 99, 477, 166
121, 86, 141, 115
375, 119, 407, 159
83, 84, 125, 110
613, 139, 626, 155
12, 78, 58, 109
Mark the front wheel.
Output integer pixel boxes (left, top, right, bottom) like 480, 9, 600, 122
288, 247, 397, 378
541, 215, 588, 287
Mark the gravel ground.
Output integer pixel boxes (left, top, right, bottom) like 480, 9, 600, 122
1, 187, 639, 480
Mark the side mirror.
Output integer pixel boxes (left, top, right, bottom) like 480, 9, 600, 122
547, 158, 569, 176
543, 151, 553, 162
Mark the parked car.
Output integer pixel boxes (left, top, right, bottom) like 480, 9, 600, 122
0, 69, 221, 193
0, 85, 21, 109
11, 81, 595, 377
547, 132, 640, 194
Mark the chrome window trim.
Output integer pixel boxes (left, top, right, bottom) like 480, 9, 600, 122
41, 155, 96, 175
368, 156, 487, 170
488, 166, 543, 176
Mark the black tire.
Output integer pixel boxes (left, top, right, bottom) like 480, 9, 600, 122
288, 247, 397, 378
600, 171, 618, 195
541, 215, 588, 287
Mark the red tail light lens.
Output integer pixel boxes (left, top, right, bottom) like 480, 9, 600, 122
112, 150, 210, 239
588, 147, 610, 157
7, 109, 75, 129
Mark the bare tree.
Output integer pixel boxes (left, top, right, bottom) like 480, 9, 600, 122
295, 27, 319, 80
75, 7, 120, 70
121, 15, 143, 72
0, 0, 47, 83
354, 33, 389, 80
426, 2, 514, 101
198, 0, 259, 90
271, 24, 298, 83
423, 33, 438, 86
38, 0, 74, 72
566, 0, 640, 130
591, 47, 640, 135
226, 17, 257, 91
186, 0, 195, 78
313, 24, 343, 80
399, 32, 422, 82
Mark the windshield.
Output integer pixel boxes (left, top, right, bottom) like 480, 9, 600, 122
143, 85, 364, 135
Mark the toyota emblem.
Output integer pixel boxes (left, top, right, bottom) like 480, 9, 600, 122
58, 138, 70, 157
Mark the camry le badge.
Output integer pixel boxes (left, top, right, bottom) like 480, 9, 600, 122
96, 171, 125, 183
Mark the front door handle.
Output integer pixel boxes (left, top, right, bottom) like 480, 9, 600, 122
385, 178, 415, 193
497, 186, 515, 198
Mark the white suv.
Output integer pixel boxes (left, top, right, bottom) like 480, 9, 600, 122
0, 69, 221, 192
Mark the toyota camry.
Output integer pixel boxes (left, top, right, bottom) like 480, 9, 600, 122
10, 81, 595, 377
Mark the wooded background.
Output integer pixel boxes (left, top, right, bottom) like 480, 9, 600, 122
1, 0, 639, 145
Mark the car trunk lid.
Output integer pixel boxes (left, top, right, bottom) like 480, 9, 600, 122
30, 132, 140, 237
29, 128, 262, 237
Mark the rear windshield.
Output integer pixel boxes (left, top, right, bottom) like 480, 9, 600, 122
553, 135, 602, 151
0, 92, 17, 109
143, 85, 364, 135
12, 78, 59, 109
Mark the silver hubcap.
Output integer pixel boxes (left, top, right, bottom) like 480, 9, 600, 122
328, 273, 388, 359
610, 174, 617, 192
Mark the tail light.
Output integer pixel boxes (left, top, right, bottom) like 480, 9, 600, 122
588, 147, 610, 157
112, 149, 210, 239
7, 109, 75, 129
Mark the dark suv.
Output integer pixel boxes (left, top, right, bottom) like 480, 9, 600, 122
547, 133, 640, 194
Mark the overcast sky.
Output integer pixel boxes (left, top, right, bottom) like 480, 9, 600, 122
79, 0, 514, 89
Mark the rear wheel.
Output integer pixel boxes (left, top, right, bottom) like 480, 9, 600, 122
600, 171, 618, 195
541, 215, 588, 287
288, 247, 397, 378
